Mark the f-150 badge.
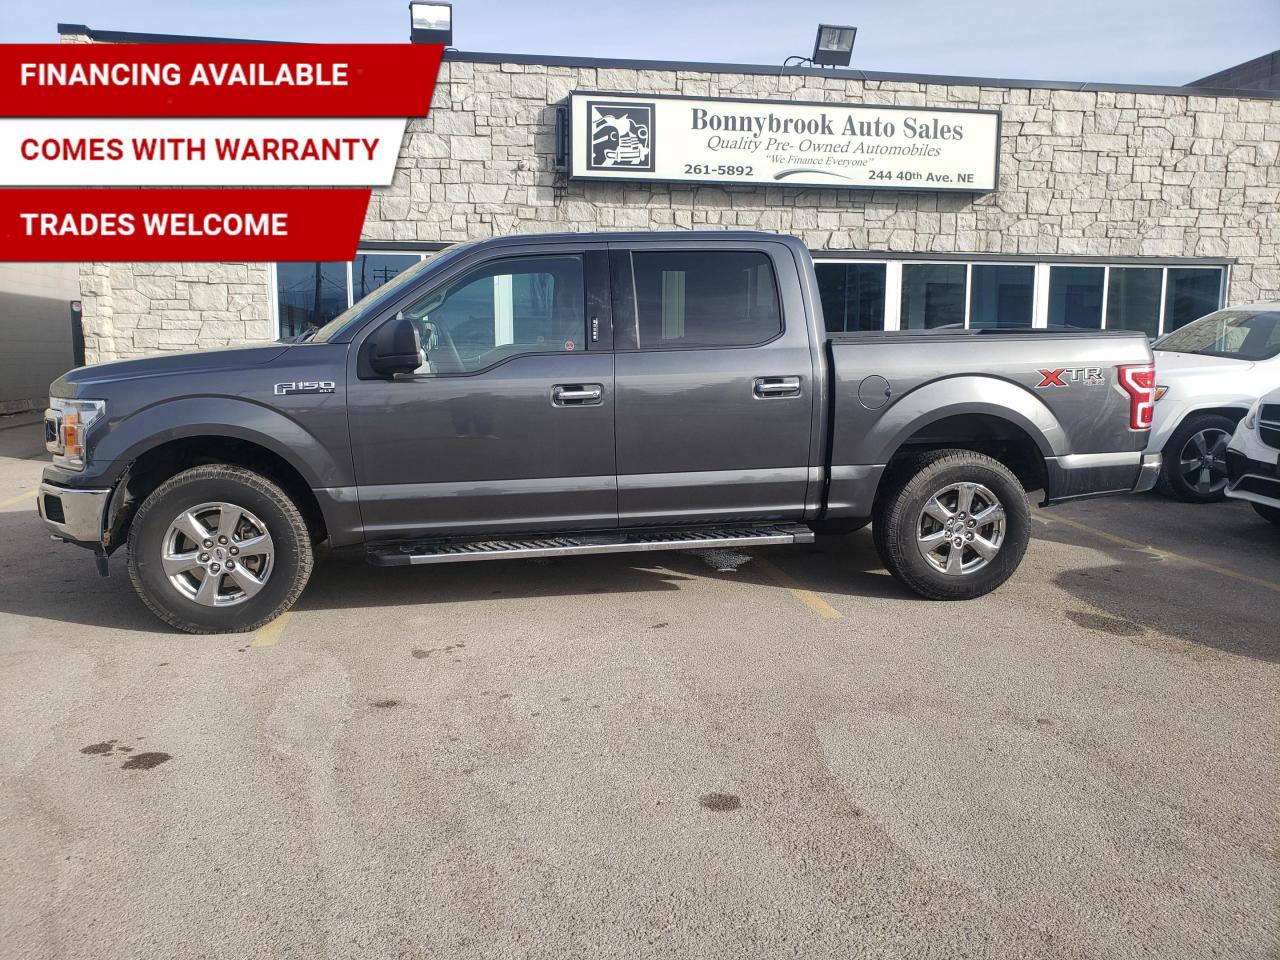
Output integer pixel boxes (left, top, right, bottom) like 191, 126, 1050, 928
274, 380, 336, 395
1036, 367, 1103, 387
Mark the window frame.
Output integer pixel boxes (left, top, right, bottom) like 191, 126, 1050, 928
623, 247, 787, 352
392, 251, 592, 378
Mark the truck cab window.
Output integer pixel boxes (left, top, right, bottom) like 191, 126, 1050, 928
401, 255, 585, 374
632, 250, 781, 349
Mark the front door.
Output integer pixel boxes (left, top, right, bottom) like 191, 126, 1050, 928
347, 245, 616, 540
611, 241, 816, 525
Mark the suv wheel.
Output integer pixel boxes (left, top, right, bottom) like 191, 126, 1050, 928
127, 465, 313, 633
1158, 413, 1235, 503
873, 450, 1031, 600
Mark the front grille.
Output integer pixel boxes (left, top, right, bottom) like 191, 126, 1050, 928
1260, 404, 1280, 423
1261, 423, 1280, 450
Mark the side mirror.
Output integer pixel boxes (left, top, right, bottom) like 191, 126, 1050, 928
368, 315, 422, 377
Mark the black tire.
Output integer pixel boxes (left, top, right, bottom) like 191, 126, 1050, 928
1157, 413, 1236, 503
1252, 502, 1280, 525
872, 449, 1031, 600
127, 465, 313, 634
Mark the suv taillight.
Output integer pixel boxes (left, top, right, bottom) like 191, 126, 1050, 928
1118, 364, 1156, 430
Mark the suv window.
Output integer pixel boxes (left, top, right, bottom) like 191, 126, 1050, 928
399, 255, 585, 373
632, 250, 781, 349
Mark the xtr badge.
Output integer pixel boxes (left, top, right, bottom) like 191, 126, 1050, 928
1036, 367, 1103, 388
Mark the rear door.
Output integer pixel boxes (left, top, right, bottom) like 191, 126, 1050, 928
610, 239, 816, 525
346, 242, 616, 540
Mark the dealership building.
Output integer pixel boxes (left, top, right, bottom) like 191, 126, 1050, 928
56, 23, 1280, 365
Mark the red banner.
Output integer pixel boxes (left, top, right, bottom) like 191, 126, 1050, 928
1, 44, 443, 116
0, 188, 372, 260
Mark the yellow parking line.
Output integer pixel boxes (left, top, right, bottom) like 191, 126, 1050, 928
1037, 513, 1280, 595
251, 611, 294, 647
0, 487, 37, 510
754, 557, 844, 620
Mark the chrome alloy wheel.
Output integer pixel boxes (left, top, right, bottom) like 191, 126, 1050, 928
916, 482, 1006, 576
161, 502, 275, 607
1178, 427, 1230, 496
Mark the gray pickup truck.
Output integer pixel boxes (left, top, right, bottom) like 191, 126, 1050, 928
39, 231, 1161, 633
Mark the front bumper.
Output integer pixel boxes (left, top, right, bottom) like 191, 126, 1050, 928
37, 481, 110, 546
1225, 449, 1280, 510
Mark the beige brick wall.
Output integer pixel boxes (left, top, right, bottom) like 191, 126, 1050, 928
77, 56, 1280, 362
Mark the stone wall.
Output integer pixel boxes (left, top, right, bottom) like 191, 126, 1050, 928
75, 52, 1280, 362
78, 262, 273, 360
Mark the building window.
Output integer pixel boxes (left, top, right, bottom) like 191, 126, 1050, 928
901, 263, 966, 329
1105, 267, 1164, 338
276, 262, 348, 340
969, 265, 1034, 329
1047, 266, 1105, 329
274, 249, 438, 338
353, 253, 422, 300
1164, 268, 1223, 333
632, 250, 781, 349
815, 262, 887, 332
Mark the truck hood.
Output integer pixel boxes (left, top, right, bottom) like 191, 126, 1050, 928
1153, 350, 1254, 377
53, 343, 292, 394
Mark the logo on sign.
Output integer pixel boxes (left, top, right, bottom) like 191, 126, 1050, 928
587, 101, 654, 172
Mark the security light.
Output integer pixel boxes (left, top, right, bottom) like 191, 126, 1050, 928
409, 2, 453, 45
812, 24, 856, 67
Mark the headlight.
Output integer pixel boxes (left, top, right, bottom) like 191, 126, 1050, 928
44, 398, 106, 470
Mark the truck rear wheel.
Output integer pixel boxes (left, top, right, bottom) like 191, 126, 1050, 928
873, 450, 1031, 600
127, 465, 313, 634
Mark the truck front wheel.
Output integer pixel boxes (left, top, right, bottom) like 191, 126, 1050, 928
127, 465, 314, 634
873, 450, 1031, 600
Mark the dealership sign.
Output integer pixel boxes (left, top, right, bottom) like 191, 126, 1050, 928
568, 91, 1000, 193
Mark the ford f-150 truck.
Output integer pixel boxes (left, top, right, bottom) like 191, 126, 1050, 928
38, 232, 1161, 633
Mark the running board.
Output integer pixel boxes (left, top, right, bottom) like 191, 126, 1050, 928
367, 523, 815, 566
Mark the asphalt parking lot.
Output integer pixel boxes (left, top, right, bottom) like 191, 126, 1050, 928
1, 411, 1277, 960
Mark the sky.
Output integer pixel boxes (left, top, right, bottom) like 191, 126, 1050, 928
1, 0, 1277, 86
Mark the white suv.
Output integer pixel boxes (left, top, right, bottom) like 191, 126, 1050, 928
1226, 389, 1280, 525
1149, 304, 1280, 502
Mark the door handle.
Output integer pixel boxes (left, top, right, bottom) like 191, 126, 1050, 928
753, 376, 802, 399
552, 383, 603, 406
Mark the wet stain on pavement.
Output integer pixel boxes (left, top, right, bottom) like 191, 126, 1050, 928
371, 699, 400, 708
412, 643, 466, 659
698, 792, 742, 812
651, 622, 668, 629
1066, 609, 1143, 637
121, 752, 171, 771
80, 741, 116, 755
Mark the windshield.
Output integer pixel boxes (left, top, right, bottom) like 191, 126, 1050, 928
1155, 308, 1280, 361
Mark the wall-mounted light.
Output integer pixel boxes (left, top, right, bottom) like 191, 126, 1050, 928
812, 24, 856, 67
409, 2, 453, 45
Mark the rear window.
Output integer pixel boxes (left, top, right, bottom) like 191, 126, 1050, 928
632, 250, 781, 349
1155, 308, 1280, 361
